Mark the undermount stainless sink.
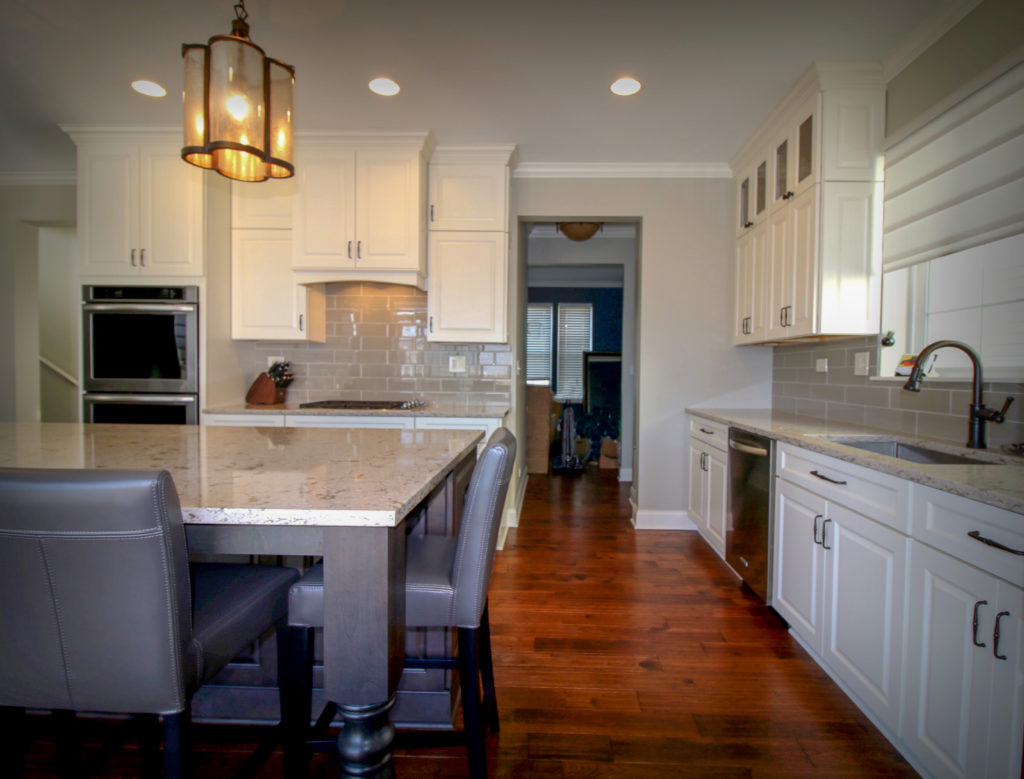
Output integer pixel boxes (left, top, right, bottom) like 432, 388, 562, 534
825, 437, 997, 466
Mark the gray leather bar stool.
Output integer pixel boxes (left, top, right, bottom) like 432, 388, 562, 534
288, 428, 516, 779
0, 468, 307, 779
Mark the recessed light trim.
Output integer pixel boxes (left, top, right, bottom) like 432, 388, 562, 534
610, 77, 641, 96
131, 79, 167, 98
369, 77, 400, 96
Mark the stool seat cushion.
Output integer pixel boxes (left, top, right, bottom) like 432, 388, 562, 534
188, 563, 298, 689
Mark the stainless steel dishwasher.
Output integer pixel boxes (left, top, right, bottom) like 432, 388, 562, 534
726, 428, 774, 602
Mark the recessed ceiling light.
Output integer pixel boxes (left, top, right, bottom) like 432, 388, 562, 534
131, 80, 167, 98
610, 77, 642, 96
368, 77, 400, 96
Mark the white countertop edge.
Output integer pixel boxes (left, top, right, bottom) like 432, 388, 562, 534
687, 408, 1024, 516
183, 507, 399, 527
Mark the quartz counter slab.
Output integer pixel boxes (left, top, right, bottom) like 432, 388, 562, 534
0, 422, 483, 527
687, 409, 1024, 515
204, 398, 511, 419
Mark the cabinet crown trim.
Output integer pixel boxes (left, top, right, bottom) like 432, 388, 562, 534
431, 146, 519, 167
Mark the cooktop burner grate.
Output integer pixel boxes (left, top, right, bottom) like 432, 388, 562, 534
298, 399, 426, 410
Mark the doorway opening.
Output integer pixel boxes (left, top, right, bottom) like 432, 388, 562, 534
521, 221, 638, 484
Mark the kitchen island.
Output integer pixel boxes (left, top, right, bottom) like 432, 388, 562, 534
0, 422, 483, 777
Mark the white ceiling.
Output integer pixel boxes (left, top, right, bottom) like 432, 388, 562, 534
0, 0, 971, 174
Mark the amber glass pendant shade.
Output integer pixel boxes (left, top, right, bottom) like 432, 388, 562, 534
180, 2, 294, 182
558, 222, 602, 241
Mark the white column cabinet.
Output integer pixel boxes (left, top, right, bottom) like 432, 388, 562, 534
70, 134, 204, 278
733, 223, 767, 343
426, 148, 516, 344
730, 62, 883, 344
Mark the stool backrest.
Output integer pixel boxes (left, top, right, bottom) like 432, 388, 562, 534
0, 468, 192, 714
450, 428, 516, 628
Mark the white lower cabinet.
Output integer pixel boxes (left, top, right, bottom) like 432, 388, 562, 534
687, 421, 728, 557
771, 440, 1024, 778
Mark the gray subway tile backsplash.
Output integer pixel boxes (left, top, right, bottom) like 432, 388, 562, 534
233, 283, 512, 406
772, 335, 1023, 450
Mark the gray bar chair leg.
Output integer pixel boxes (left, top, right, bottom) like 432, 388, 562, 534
53, 709, 77, 779
477, 604, 499, 734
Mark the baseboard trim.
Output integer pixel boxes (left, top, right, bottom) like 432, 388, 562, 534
632, 509, 697, 531
618, 467, 633, 482
497, 473, 528, 550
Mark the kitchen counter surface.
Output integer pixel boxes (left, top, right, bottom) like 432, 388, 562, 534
687, 408, 1024, 515
204, 398, 511, 419
0, 422, 482, 527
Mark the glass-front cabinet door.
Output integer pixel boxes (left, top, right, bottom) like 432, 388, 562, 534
770, 95, 820, 212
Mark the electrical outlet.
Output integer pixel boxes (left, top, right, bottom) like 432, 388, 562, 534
267, 355, 284, 369
815, 358, 828, 373
854, 351, 870, 376
448, 355, 466, 373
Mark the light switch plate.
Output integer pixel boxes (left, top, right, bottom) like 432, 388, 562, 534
815, 358, 828, 373
854, 351, 870, 376
448, 355, 467, 373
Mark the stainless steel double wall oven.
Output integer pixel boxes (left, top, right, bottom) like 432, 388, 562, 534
82, 285, 199, 424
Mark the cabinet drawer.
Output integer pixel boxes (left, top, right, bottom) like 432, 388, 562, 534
689, 417, 728, 451
777, 443, 909, 533
203, 413, 285, 427
283, 415, 415, 430
911, 483, 1024, 589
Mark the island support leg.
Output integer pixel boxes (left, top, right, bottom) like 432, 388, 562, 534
322, 526, 405, 777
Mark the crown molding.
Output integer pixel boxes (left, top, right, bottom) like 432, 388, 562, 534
513, 162, 731, 179
0, 171, 76, 186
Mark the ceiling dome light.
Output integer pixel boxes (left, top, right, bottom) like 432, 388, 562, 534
181, 0, 295, 182
369, 77, 400, 96
131, 80, 167, 97
610, 77, 642, 96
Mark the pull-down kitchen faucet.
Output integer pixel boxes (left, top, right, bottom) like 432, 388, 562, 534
903, 339, 1014, 449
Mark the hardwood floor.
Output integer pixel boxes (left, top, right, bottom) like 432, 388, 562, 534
16, 469, 917, 777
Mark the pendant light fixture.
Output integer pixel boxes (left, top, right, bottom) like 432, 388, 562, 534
181, 1, 295, 182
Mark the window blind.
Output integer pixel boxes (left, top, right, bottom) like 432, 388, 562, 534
882, 62, 1024, 272
526, 303, 553, 384
556, 303, 593, 401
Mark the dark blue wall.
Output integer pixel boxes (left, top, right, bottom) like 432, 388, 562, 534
527, 287, 623, 396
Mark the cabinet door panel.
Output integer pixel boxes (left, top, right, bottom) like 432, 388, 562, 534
427, 233, 506, 342
903, 542, 995, 779
987, 581, 1024, 779
357, 150, 420, 270
293, 149, 355, 268
232, 230, 318, 341
139, 146, 204, 275
78, 146, 137, 276
429, 164, 507, 231
787, 186, 818, 337
687, 443, 707, 532
823, 505, 906, 733
705, 446, 728, 555
766, 207, 790, 340
773, 480, 825, 652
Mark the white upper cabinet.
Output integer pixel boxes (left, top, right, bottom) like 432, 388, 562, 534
291, 136, 432, 287
426, 147, 516, 344
68, 131, 204, 279
429, 162, 509, 231
730, 62, 884, 345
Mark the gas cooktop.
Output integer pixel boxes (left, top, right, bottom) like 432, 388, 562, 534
298, 399, 426, 410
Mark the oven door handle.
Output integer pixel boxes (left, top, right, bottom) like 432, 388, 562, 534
83, 303, 197, 314
84, 394, 197, 404
729, 439, 770, 457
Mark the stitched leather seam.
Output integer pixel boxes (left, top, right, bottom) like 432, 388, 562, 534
154, 475, 187, 710
38, 538, 75, 709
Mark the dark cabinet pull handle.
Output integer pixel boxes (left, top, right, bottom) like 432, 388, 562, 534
430, 204, 435, 222
813, 514, 822, 545
810, 470, 848, 486
699, 428, 715, 435
357, 240, 362, 259
967, 530, 1024, 555
130, 248, 137, 267
347, 240, 353, 259
973, 600, 988, 647
994, 611, 1010, 660
298, 314, 304, 332
139, 248, 145, 267
744, 221, 753, 229
822, 518, 832, 550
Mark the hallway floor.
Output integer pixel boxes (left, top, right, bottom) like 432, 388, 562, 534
16, 469, 918, 777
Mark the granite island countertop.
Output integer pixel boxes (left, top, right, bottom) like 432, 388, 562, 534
687, 409, 1024, 515
204, 398, 511, 419
0, 422, 482, 527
